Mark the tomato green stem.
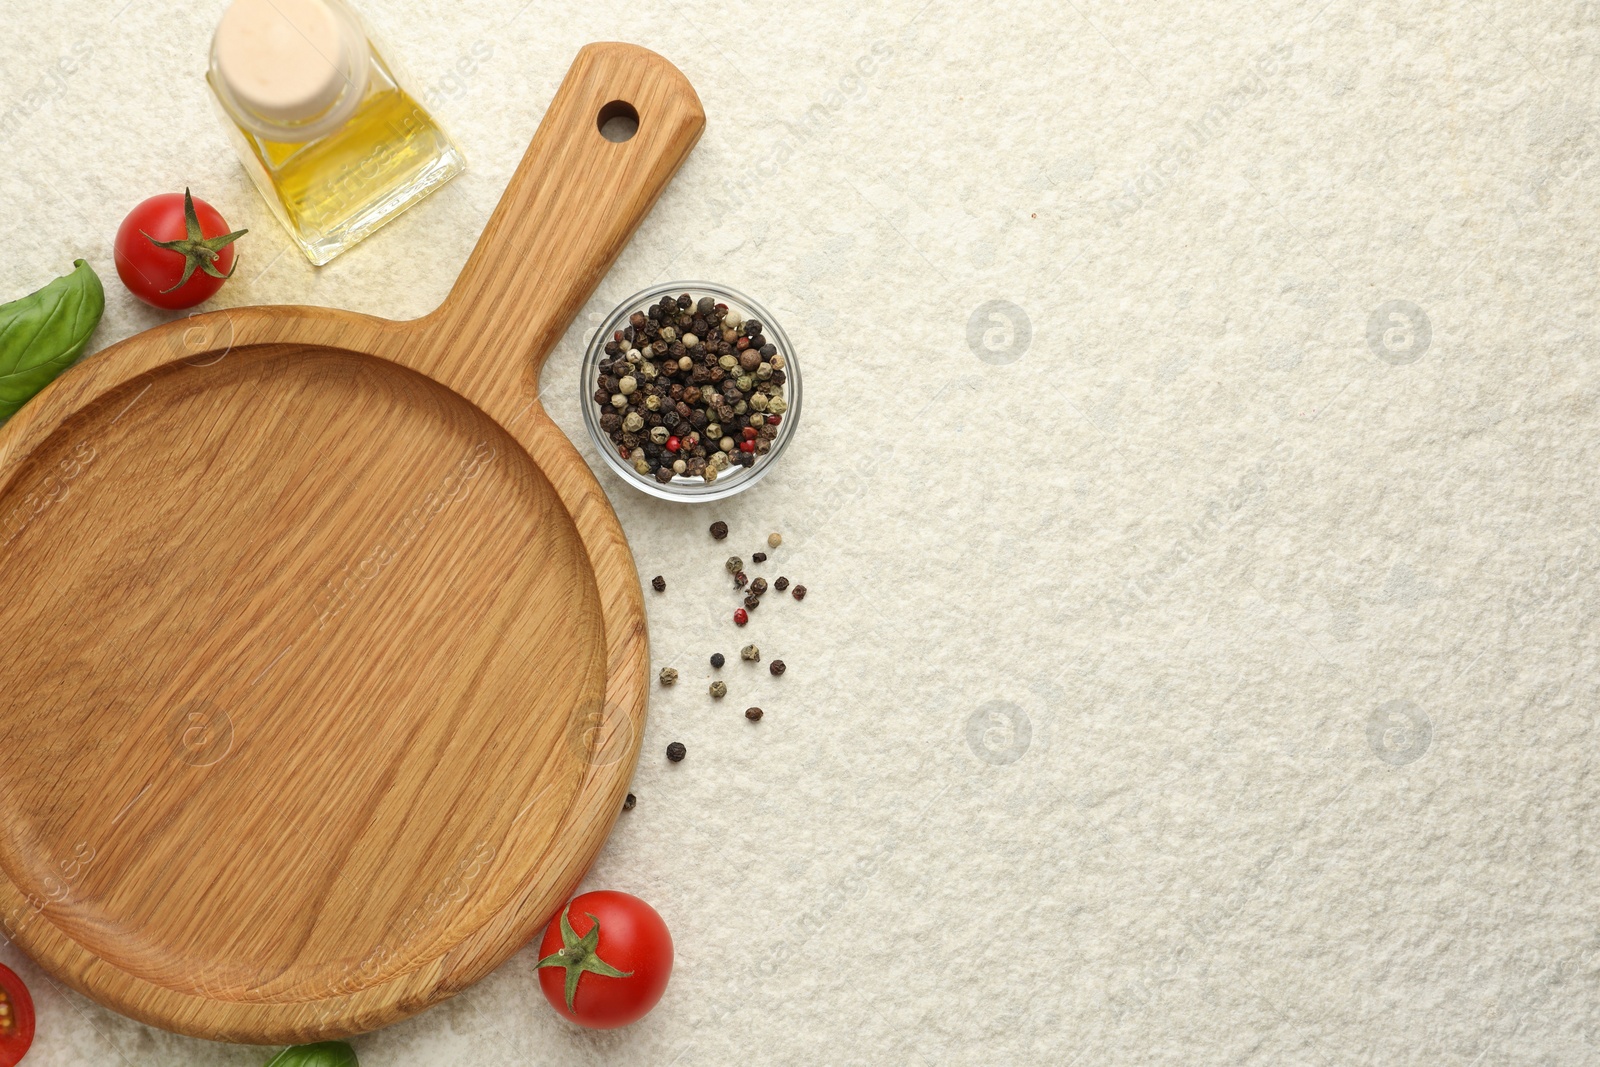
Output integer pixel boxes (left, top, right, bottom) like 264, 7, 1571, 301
142, 188, 247, 294
535, 907, 633, 1011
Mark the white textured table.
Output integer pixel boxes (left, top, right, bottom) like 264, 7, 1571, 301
3, 0, 1597, 1063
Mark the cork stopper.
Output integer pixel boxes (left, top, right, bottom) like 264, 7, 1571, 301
214, 0, 360, 124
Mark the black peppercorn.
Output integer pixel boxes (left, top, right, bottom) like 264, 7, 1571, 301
624, 793, 636, 810
775, 576, 789, 591
734, 571, 748, 588
745, 707, 763, 721
750, 577, 768, 596
744, 593, 759, 609
792, 584, 807, 600
651, 575, 665, 592
666, 741, 686, 762
710, 521, 728, 539
769, 659, 786, 676
752, 551, 767, 564
710, 652, 725, 669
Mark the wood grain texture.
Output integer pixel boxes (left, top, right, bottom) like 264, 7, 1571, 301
0, 43, 703, 1043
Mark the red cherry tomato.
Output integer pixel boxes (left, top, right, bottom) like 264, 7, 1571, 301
114, 188, 247, 310
0, 963, 36, 1066
536, 891, 672, 1029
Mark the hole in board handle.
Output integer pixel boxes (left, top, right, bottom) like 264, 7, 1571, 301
597, 101, 639, 142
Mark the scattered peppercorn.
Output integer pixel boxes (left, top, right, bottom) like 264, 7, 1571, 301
752, 551, 767, 564
725, 556, 743, 574
624, 793, 637, 810
750, 577, 768, 596
710, 521, 728, 539
768, 533, 782, 548
745, 707, 763, 721
741, 644, 760, 662
792, 584, 807, 601
658, 667, 678, 686
710, 652, 725, 668
651, 575, 666, 592
734, 608, 748, 625
744, 594, 760, 610
666, 742, 686, 762
734, 571, 748, 588
710, 681, 727, 698
775, 576, 789, 591
770, 659, 786, 676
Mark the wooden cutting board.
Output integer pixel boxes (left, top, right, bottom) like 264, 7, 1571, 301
0, 43, 701, 1043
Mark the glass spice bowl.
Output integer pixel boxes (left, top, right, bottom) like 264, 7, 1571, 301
580, 282, 801, 502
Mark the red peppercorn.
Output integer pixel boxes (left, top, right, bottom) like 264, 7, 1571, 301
734, 608, 748, 625
666, 435, 681, 452
742, 427, 757, 440
739, 440, 755, 453
767, 415, 780, 425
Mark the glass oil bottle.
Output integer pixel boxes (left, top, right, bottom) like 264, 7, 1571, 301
206, 0, 465, 265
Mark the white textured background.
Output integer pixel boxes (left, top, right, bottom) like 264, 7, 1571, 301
3, 0, 1598, 1063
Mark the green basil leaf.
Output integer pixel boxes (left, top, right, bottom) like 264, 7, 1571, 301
0, 259, 104, 420
262, 1041, 359, 1067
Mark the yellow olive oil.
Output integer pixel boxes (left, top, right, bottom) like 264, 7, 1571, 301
208, 0, 464, 265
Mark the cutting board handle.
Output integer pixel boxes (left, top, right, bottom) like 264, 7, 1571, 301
416, 43, 705, 406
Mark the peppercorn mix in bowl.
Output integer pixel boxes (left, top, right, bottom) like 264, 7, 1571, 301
582, 283, 800, 501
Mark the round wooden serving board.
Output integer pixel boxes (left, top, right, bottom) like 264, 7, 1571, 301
0, 43, 701, 1042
